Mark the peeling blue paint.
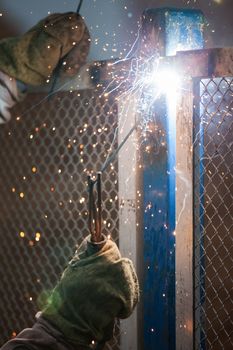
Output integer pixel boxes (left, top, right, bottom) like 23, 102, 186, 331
142, 8, 205, 350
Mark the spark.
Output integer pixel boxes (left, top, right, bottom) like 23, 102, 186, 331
35, 233, 41, 241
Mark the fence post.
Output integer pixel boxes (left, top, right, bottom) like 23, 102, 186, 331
139, 8, 205, 350
118, 92, 142, 350
175, 78, 194, 350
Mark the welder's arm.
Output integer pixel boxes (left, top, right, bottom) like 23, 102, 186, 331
40, 235, 140, 347
0, 12, 90, 124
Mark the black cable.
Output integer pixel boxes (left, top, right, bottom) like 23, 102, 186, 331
101, 124, 137, 173
76, 0, 84, 14
48, 59, 63, 101
48, 0, 84, 100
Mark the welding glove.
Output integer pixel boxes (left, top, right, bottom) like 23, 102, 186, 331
40, 235, 139, 348
0, 12, 90, 124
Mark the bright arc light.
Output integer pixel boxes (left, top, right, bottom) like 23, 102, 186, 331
150, 68, 181, 96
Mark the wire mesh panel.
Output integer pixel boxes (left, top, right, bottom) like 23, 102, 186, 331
194, 77, 233, 350
0, 89, 120, 349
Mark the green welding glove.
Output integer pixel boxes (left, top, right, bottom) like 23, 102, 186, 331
41, 235, 139, 348
0, 12, 90, 86
0, 12, 90, 123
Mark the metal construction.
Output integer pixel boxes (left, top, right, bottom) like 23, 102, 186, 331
0, 89, 120, 349
141, 8, 205, 350
194, 77, 233, 350
0, 7, 232, 350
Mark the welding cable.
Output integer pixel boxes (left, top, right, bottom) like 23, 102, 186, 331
87, 123, 137, 243
76, 0, 84, 14
101, 123, 137, 173
48, 0, 85, 99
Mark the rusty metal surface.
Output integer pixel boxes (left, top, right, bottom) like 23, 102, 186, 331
89, 47, 233, 86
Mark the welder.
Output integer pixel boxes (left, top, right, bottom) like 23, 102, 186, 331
0, 12, 139, 350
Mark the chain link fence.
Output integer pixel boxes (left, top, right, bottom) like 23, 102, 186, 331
194, 77, 233, 349
0, 89, 120, 349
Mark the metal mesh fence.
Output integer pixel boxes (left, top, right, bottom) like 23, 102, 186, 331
0, 89, 120, 349
194, 77, 233, 350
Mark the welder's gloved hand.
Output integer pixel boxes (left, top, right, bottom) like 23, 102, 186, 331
41, 235, 139, 348
0, 12, 90, 123
0, 12, 90, 86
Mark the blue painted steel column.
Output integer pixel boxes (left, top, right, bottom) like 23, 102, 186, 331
142, 8, 205, 350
